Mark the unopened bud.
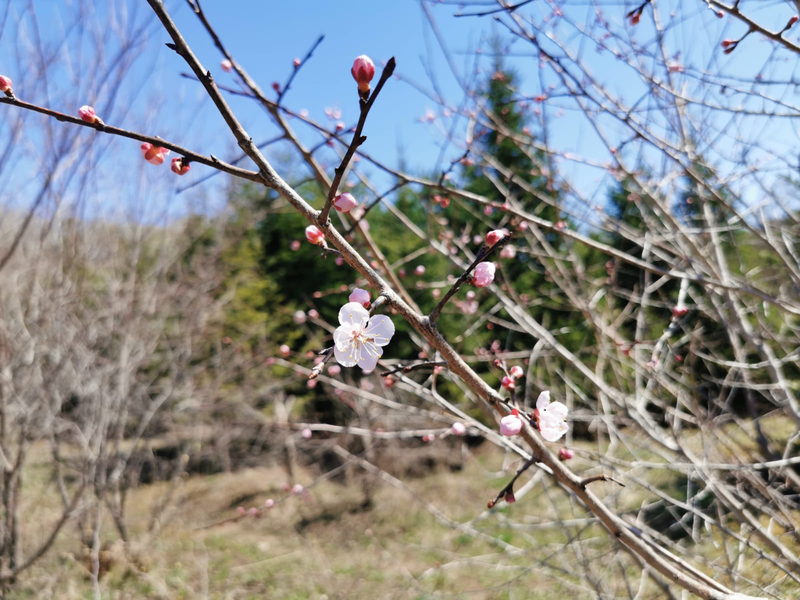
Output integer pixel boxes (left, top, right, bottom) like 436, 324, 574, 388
351, 55, 375, 94
171, 157, 191, 176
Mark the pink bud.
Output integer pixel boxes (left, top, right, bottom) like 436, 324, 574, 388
308, 309, 320, 319
335, 256, 344, 266
281, 482, 291, 492
140, 143, 170, 166
716, 10, 724, 18
484, 205, 494, 216
384, 376, 394, 388
451, 422, 466, 436
279, 344, 291, 356
171, 157, 191, 176
248, 507, 259, 517
293, 58, 301, 68
328, 364, 341, 376
789, 15, 799, 28
335, 121, 345, 132
236, 506, 246, 516
301, 428, 312, 439
272, 82, 280, 93
351, 55, 376, 93
472, 262, 496, 288
0, 75, 12, 94
221, 59, 233, 72
504, 491, 516, 504
349, 287, 371, 307
500, 245, 516, 259
501, 376, 515, 390
559, 447, 574, 460
264, 498, 274, 509
305, 224, 325, 245
290, 240, 301, 251
78, 105, 99, 124
486, 229, 505, 246
334, 192, 358, 214
414, 265, 426, 276
721, 39, 734, 48
672, 305, 689, 318
509, 366, 524, 379
293, 310, 307, 324
500, 412, 523, 437
292, 484, 304, 495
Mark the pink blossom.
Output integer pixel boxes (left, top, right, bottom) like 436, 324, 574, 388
500, 409, 523, 437
466, 291, 476, 300
351, 55, 375, 93
305, 224, 325, 245
290, 240, 301, 251
472, 262, 496, 288
301, 428, 312, 439
333, 302, 395, 371
500, 244, 516, 259
501, 376, 515, 390
264, 498, 274, 509
78, 105, 100, 124
171, 157, 191, 176
279, 344, 291, 356
534, 391, 569, 442
509, 366, 524, 379
349, 287, 371, 308
559, 447, 574, 460
451, 422, 466, 436
308, 309, 320, 319
414, 265, 426, 276
0, 75, 12, 94
292, 484, 304, 495
672, 305, 689, 318
221, 59, 233, 72
140, 143, 170, 166
484, 205, 494, 216
486, 229, 505, 246
334, 192, 358, 213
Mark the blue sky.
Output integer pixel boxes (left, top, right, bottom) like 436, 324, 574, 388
2, 0, 799, 224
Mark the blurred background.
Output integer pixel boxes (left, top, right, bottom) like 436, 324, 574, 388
0, 0, 799, 598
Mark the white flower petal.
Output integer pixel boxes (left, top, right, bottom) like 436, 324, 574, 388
357, 343, 383, 371
363, 315, 395, 347
535, 391, 551, 410
334, 341, 358, 367
338, 302, 369, 328
333, 326, 351, 350
547, 401, 568, 420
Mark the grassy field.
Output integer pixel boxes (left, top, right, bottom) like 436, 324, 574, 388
8, 435, 799, 599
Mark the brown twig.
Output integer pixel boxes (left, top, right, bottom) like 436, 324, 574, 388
380, 360, 448, 377
317, 57, 397, 225
580, 474, 625, 490
428, 241, 504, 325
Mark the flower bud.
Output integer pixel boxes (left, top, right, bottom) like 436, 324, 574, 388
504, 491, 516, 504
171, 157, 191, 176
721, 39, 734, 48
279, 344, 291, 356
0, 75, 12, 95
500, 410, 523, 437
559, 447, 574, 461
486, 229, 505, 246
472, 262, 496, 288
451, 422, 467, 436
414, 265, 426, 276
140, 143, 170, 166
509, 366, 524, 379
351, 55, 376, 94
487, 498, 496, 509
349, 287, 371, 308
501, 375, 515, 390
301, 428, 312, 439
78, 105, 100, 124
292, 484, 304, 495
334, 192, 358, 213
293, 310, 307, 324
221, 59, 233, 72
789, 15, 799, 28
293, 58, 301, 68
672, 305, 689, 318
305, 224, 325, 245
264, 498, 274, 509
290, 240, 301, 251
